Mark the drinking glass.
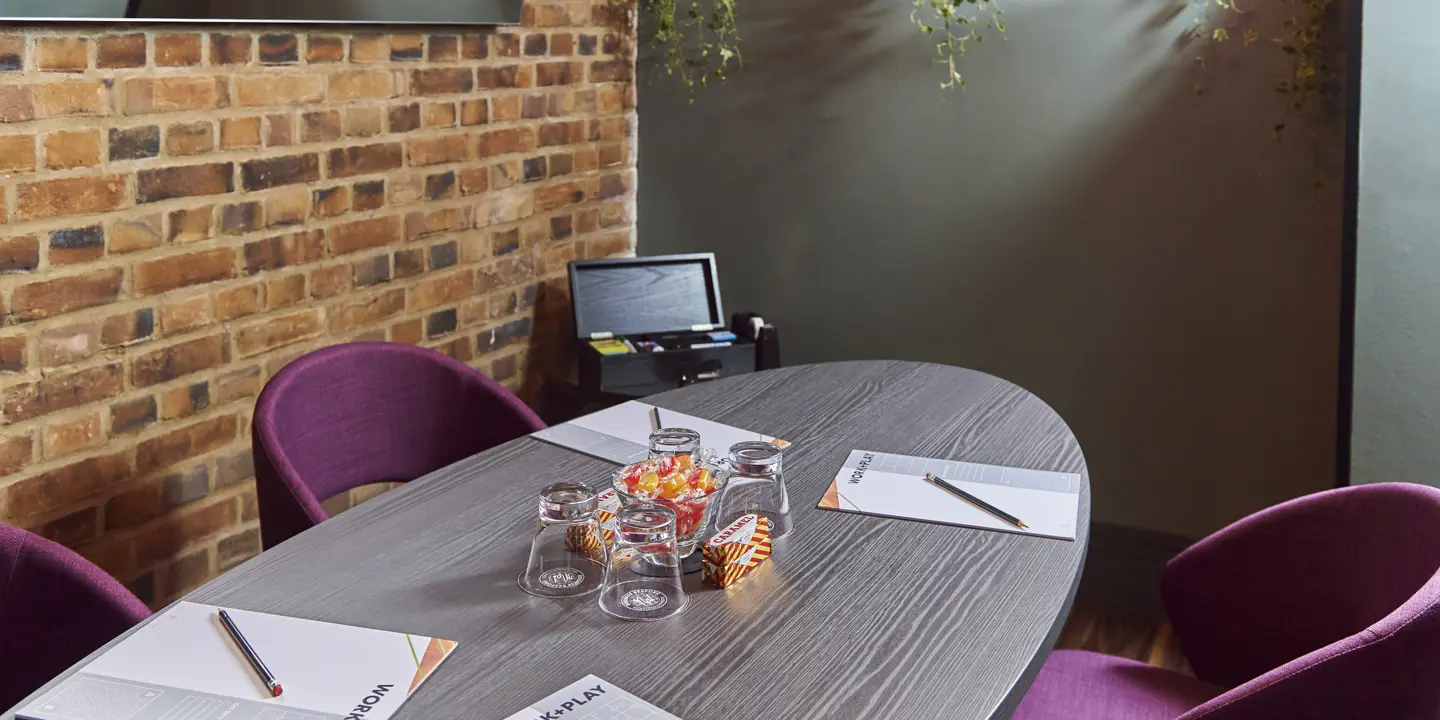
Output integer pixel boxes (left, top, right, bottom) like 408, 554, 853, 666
648, 428, 701, 458
598, 503, 688, 621
518, 482, 608, 598
715, 441, 792, 540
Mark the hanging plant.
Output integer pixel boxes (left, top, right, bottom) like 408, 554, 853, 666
634, 0, 743, 91
910, 0, 1007, 89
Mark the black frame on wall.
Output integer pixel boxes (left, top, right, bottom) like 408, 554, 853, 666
1336, 0, 1364, 487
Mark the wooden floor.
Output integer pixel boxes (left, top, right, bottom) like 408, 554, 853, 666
1055, 604, 1192, 674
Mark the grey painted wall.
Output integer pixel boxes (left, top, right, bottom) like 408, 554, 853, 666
638, 0, 1344, 537
1352, 2, 1440, 487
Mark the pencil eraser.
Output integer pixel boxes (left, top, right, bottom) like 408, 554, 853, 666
271, 684, 284, 697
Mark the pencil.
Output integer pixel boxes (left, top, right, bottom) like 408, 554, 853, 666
650, 406, 662, 431
218, 609, 284, 698
925, 473, 1029, 530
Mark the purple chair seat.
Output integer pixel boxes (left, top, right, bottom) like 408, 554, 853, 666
252, 342, 546, 549
1, 524, 151, 710
1015, 651, 1224, 720
1014, 482, 1440, 719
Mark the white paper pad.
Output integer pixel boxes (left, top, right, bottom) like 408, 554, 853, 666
503, 676, 680, 720
532, 401, 789, 465
18, 602, 457, 720
817, 450, 1080, 540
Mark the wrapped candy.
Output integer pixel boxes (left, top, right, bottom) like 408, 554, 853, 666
702, 514, 772, 588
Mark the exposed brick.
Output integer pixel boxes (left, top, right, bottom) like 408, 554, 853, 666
524, 34, 548, 57
241, 154, 320, 191
41, 411, 103, 459
460, 98, 489, 127
496, 33, 520, 57
328, 70, 394, 101
44, 129, 100, 169
155, 33, 202, 66
490, 161, 521, 190
462, 34, 488, 60
425, 171, 457, 201
123, 77, 225, 115
596, 172, 630, 200
243, 229, 325, 274
424, 102, 457, 128
0, 134, 35, 173
214, 283, 262, 320
309, 264, 349, 299
477, 66, 521, 89
480, 316, 533, 353
135, 248, 236, 295
478, 127, 536, 158
100, 307, 155, 347
166, 121, 215, 156
460, 167, 489, 196
97, 34, 147, 69
412, 68, 474, 96
159, 382, 209, 421
345, 106, 384, 138
328, 142, 403, 179
259, 33, 299, 64
4, 452, 130, 519
110, 395, 157, 435
351, 34, 390, 63
164, 548, 212, 596
137, 163, 234, 203
218, 528, 261, 570
266, 113, 293, 147
136, 414, 237, 476
540, 120, 584, 147
491, 353, 518, 380
331, 288, 405, 332
534, 181, 586, 212
260, 274, 303, 310
234, 309, 323, 356
214, 366, 262, 406
132, 498, 236, 570
157, 294, 212, 336
427, 308, 459, 338
591, 59, 633, 83
0, 235, 39, 273
352, 255, 392, 287
167, 206, 214, 244
0, 334, 25, 373
332, 216, 400, 255
552, 33, 575, 56
387, 103, 421, 133
2, 363, 123, 422
235, 74, 324, 107
265, 187, 308, 227
109, 125, 160, 161
0, 434, 32, 477
0, 85, 35, 123
391, 318, 423, 344
353, 180, 386, 211
429, 35, 459, 62
17, 175, 127, 221
391, 34, 423, 61
33, 319, 101, 369
11, 268, 124, 322
550, 214, 574, 240
307, 35, 345, 63
313, 186, 350, 218
220, 116, 262, 150
210, 33, 253, 65
492, 227, 520, 255
409, 270, 474, 311
480, 191, 534, 225
105, 214, 160, 255
35, 37, 89, 72
406, 207, 469, 241
130, 334, 226, 388
395, 247, 425, 278
537, 61, 582, 86
34, 507, 99, 546
220, 201, 262, 235
49, 225, 105, 265
524, 156, 547, 182
522, 94, 548, 119
478, 255, 536, 291
0, 35, 24, 71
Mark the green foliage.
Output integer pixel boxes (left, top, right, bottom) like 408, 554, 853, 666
638, 0, 743, 91
910, 0, 1006, 89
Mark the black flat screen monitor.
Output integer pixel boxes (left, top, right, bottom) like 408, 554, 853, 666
570, 254, 725, 338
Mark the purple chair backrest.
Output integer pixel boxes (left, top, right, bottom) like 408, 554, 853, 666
0, 524, 151, 710
252, 342, 545, 549
1165, 483, 1440, 719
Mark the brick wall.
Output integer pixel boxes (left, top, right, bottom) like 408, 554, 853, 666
0, 5, 637, 607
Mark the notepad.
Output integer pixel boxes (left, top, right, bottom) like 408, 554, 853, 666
532, 401, 789, 465
818, 450, 1081, 540
504, 675, 680, 720
18, 602, 458, 720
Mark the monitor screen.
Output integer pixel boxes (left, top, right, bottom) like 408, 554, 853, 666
573, 260, 719, 337
1, 0, 522, 24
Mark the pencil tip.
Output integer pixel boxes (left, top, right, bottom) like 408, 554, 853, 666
1018, 522, 1030, 530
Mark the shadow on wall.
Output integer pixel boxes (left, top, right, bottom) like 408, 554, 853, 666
638, 0, 1343, 538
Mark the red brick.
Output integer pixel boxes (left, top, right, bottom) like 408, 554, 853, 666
132, 335, 227, 387
104, 481, 163, 532
266, 273, 306, 308
409, 270, 475, 311
164, 548, 213, 596
0, 435, 32, 477
218, 528, 261, 571
167, 206, 214, 244
328, 142, 403, 179
309, 265, 350, 299
38, 321, 101, 367
477, 127, 536, 158
132, 498, 237, 570
136, 414, 238, 476
328, 70, 394, 101
243, 229, 325, 273
424, 102, 457, 128
537, 61, 582, 86
11, 268, 124, 322
0, 134, 35, 173
267, 113, 292, 146
97, 34, 147, 69
108, 215, 162, 254
408, 135, 470, 166
461, 99, 489, 126
307, 35, 346, 63
34, 507, 99, 546
3, 363, 123, 422
345, 107, 384, 138
331, 216, 400, 255
300, 110, 342, 143
44, 129, 100, 169
405, 207, 469, 241
259, 33, 299, 64
214, 365, 262, 405
534, 181, 587, 212
210, 33, 253, 65
35, 38, 89, 72
235, 74, 324, 107
101, 308, 155, 348
312, 186, 350, 218
411, 68, 474, 96
3, 452, 130, 519
331, 288, 405, 332
234, 309, 323, 357
135, 248, 236, 295
220, 117, 262, 150
462, 34, 488, 60
137, 163, 235, 203
539, 120, 584, 147
1, 234, 39, 273
41, 410, 104, 459
477, 66, 521, 89
155, 33, 202, 67
460, 167, 489, 196
159, 382, 209, 420
265, 187, 309, 227
214, 283, 263, 320
551, 33, 575, 56
0, 84, 33, 124
17, 175, 127, 221
110, 395, 157, 435
590, 59, 633, 83
388, 103, 421, 133
351, 34, 390, 63
241, 154, 320, 191
0, 334, 25, 373
123, 77, 226, 114
429, 35, 459, 62
0, 35, 24, 71
390, 34, 423, 61
166, 121, 215, 156
158, 294, 212, 335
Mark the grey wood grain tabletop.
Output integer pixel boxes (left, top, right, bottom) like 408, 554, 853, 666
7, 360, 1090, 720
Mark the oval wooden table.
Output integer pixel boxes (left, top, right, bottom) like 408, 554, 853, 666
8, 361, 1090, 720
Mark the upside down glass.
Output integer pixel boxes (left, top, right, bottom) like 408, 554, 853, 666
598, 503, 688, 621
518, 482, 608, 598
648, 428, 701, 458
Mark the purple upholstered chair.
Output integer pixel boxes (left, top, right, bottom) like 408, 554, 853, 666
252, 342, 546, 549
0, 524, 151, 710
1014, 482, 1440, 719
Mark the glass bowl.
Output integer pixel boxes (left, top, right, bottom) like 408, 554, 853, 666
611, 454, 728, 558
